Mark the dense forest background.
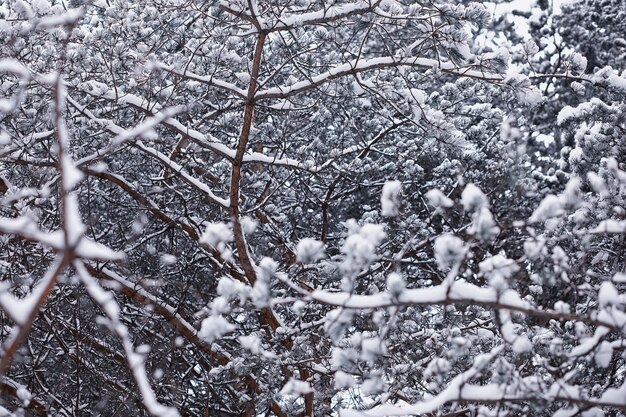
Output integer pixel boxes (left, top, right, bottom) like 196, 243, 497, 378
1, 0, 626, 416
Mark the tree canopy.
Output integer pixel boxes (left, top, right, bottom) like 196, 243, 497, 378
1, 0, 626, 416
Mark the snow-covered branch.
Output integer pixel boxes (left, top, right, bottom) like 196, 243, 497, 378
256, 56, 504, 100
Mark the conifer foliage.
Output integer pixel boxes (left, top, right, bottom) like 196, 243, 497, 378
1, 0, 626, 416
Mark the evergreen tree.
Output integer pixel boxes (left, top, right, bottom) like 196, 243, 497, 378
0, 1, 625, 416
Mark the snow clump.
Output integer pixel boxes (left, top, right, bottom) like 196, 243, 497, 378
434, 234, 467, 272
425, 188, 454, 211
381, 180, 402, 217
296, 238, 325, 263
461, 183, 488, 212
199, 315, 235, 343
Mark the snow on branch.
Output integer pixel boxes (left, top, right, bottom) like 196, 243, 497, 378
156, 63, 247, 98
341, 344, 504, 416
309, 280, 626, 333
135, 141, 230, 208
75, 263, 179, 417
256, 56, 504, 100
267, 0, 382, 32
74, 84, 317, 172
0, 215, 123, 260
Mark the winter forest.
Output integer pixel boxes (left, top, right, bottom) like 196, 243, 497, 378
1, 0, 626, 415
